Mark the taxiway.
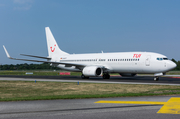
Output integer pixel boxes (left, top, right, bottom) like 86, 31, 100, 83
0, 95, 180, 119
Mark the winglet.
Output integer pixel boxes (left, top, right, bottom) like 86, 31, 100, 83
3, 45, 13, 59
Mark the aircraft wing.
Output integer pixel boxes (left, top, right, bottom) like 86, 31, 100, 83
3, 45, 86, 67
20, 54, 51, 60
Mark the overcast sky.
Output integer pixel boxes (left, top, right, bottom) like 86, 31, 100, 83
0, 0, 180, 64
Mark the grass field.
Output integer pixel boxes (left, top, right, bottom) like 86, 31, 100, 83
0, 70, 180, 76
0, 81, 180, 101
0, 70, 180, 101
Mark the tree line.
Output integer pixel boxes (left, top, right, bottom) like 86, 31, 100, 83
0, 59, 180, 70
0, 63, 60, 70
171, 59, 180, 70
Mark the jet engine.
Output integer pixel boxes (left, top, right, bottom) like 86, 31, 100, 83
119, 73, 136, 77
82, 66, 102, 77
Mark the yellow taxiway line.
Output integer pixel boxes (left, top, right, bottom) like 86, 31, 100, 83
95, 97, 180, 114
95, 100, 166, 105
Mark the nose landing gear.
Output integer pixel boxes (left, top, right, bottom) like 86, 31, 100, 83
154, 77, 159, 81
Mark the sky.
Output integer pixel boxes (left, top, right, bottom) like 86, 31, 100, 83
0, 0, 180, 64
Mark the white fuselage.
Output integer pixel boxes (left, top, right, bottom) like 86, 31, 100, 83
54, 52, 176, 74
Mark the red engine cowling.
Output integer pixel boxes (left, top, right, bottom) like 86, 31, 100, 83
82, 66, 102, 77
119, 73, 136, 77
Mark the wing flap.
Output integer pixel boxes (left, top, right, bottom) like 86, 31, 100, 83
20, 54, 51, 60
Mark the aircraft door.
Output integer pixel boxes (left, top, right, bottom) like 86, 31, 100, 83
145, 55, 151, 66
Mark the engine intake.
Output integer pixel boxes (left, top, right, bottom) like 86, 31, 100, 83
82, 66, 102, 77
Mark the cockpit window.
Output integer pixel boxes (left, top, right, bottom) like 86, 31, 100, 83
157, 57, 168, 60
163, 58, 168, 60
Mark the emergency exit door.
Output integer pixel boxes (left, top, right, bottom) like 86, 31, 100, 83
145, 55, 151, 66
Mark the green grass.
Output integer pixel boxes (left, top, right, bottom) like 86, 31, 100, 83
0, 81, 180, 101
166, 71, 180, 75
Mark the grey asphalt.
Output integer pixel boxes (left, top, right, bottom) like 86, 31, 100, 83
0, 95, 180, 119
0, 75, 180, 86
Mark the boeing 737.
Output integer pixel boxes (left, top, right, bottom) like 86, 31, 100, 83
3, 27, 177, 81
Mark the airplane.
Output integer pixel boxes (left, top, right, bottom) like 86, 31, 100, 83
3, 27, 177, 81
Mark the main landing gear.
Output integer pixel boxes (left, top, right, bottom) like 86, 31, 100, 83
81, 74, 89, 79
154, 77, 159, 81
103, 73, 110, 79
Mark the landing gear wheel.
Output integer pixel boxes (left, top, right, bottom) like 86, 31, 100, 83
154, 77, 159, 81
103, 73, 110, 79
81, 74, 85, 79
107, 74, 110, 79
81, 74, 89, 79
103, 74, 106, 79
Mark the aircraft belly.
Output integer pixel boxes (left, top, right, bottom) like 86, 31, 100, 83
112, 63, 137, 73
57, 65, 81, 72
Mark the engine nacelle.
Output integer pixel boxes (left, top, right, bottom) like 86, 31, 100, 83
119, 73, 136, 77
82, 66, 102, 77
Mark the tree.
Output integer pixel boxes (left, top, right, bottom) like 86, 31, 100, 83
171, 58, 177, 64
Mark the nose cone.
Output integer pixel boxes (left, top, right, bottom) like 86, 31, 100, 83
169, 61, 177, 70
